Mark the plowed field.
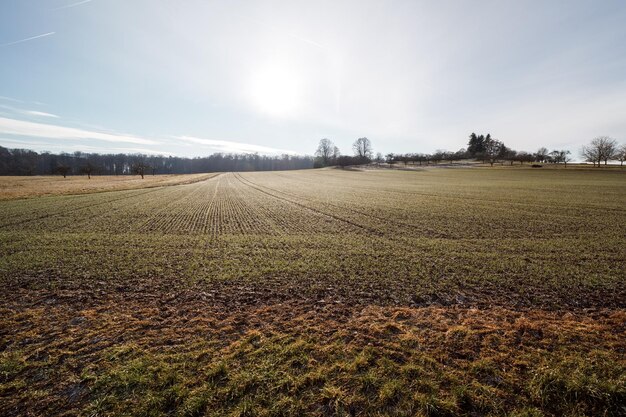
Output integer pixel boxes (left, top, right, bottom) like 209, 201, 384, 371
1, 168, 625, 416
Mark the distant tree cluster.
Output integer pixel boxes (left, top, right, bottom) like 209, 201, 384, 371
384, 134, 534, 168
314, 137, 373, 168
466, 134, 626, 167
312, 133, 624, 170
312, 133, 584, 170
581, 136, 625, 167
362, 133, 626, 169
0, 146, 314, 177
383, 149, 469, 167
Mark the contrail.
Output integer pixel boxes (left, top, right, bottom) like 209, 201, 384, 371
236, 14, 326, 50
1, 32, 55, 47
54, 0, 93, 10
288, 33, 325, 50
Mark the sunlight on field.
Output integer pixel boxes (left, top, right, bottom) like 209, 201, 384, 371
1, 168, 625, 416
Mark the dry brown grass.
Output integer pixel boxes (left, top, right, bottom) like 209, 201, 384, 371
0, 173, 216, 200
1, 288, 624, 416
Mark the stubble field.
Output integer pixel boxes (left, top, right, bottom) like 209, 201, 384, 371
1, 168, 625, 416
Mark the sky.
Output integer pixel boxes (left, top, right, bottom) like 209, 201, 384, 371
1, 0, 625, 157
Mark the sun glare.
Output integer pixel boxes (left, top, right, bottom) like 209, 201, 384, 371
248, 63, 301, 117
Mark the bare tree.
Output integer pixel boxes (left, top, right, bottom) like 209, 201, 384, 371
616, 144, 626, 167
600, 137, 617, 166
80, 163, 95, 179
583, 136, 618, 167
548, 150, 559, 164
484, 137, 504, 166
503, 149, 518, 165
412, 153, 427, 166
352, 137, 373, 161
561, 150, 572, 167
550, 150, 572, 167
57, 164, 70, 178
393, 154, 406, 166
385, 153, 395, 168
374, 152, 384, 167
535, 147, 549, 163
131, 162, 150, 179
516, 151, 532, 164
336, 155, 354, 168
581, 145, 600, 167
315, 138, 337, 167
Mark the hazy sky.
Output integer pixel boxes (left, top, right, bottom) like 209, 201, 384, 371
1, 0, 625, 157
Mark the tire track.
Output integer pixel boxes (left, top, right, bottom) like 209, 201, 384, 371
235, 172, 447, 238
233, 173, 387, 236
0, 187, 165, 229
0, 174, 224, 232
137, 175, 223, 234
272, 171, 626, 220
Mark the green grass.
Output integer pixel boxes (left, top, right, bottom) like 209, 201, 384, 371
19, 327, 623, 416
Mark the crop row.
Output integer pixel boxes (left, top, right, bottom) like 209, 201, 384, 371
1, 170, 624, 241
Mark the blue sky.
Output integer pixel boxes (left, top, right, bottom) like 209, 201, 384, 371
1, 0, 625, 157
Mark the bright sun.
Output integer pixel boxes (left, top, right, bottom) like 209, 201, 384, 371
249, 63, 301, 117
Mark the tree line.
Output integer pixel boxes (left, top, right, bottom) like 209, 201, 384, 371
0, 147, 314, 176
1, 133, 624, 177
314, 134, 626, 168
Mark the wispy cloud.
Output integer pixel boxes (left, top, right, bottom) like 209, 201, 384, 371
1, 32, 55, 47
54, 0, 93, 10
176, 136, 296, 155
0, 117, 159, 145
0, 96, 25, 104
0, 96, 48, 107
0, 138, 59, 148
0, 138, 172, 156
23, 110, 59, 118
0, 104, 59, 119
